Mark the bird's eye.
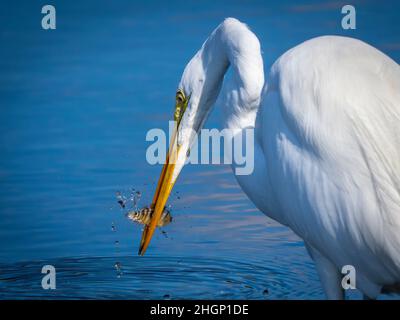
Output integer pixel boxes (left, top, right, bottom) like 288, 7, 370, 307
176, 90, 185, 104
174, 89, 188, 124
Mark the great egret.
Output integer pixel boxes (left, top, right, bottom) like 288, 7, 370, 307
139, 18, 400, 299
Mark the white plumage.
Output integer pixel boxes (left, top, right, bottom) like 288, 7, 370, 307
140, 17, 400, 299
256, 34, 400, 298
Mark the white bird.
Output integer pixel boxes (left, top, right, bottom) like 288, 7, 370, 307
139, 18, 400, 299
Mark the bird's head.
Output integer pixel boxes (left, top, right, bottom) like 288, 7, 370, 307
138, 44, 227, 255
138, 17, 262, 255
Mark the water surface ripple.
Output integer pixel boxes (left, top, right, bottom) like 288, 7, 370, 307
0, 255, 322, 299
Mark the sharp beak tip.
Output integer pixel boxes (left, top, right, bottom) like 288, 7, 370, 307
138, 229, 148, 256
138, 240, 148, 256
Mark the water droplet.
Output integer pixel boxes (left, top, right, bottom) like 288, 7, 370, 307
263, 289, 269, 295
163, 294, 170, 299
115, 240, 119, 245
111, 223, 116, 232
116, 191, 126, 209
114, 262, 123, 277
133, 190, 142, 208
161, 230, 168, 238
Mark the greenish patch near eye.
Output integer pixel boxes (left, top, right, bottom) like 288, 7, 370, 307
174, 89, 189, 125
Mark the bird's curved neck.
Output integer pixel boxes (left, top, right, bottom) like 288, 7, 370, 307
200, 19, 265, 131
199, 20, 269, 209
186, 19, 272, 216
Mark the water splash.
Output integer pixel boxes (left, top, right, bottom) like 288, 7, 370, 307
114, 261, 123, 278
116, 192, 127, 209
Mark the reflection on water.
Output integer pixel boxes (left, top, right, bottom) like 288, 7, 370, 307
0, 255, 322, 299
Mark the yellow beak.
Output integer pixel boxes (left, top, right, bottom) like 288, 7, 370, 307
138, 124, 180, 255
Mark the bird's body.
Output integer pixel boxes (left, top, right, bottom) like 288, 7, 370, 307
139, 18, 400, 299
234, 35, 400, 298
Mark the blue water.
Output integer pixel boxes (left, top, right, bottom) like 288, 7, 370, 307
0, 0, 399, 299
